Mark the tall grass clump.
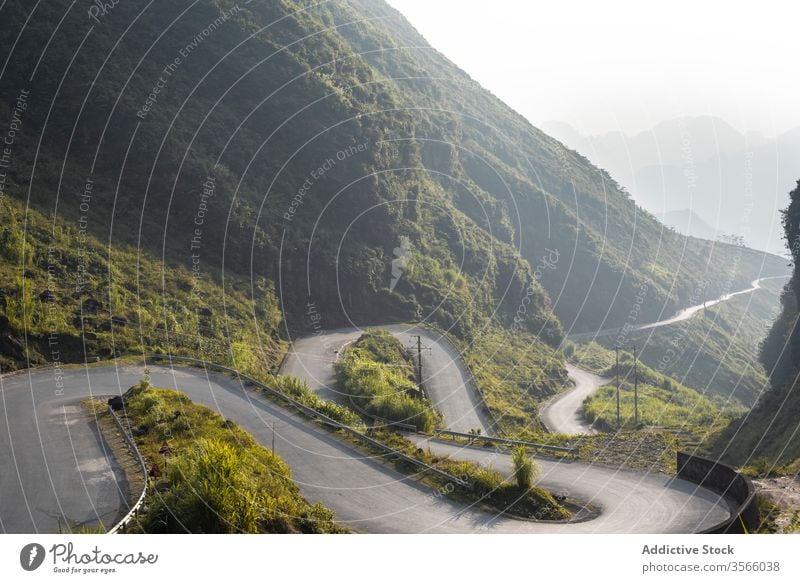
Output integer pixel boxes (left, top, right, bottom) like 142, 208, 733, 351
511, 445, 539, 489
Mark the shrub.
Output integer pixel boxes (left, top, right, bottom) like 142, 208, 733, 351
470, 466, 503, 494
511, 445, 539, 489
335, 331, 442, 431
149, 438, 262, 533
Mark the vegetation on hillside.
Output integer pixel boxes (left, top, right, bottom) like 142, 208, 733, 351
0, 0, 783, 357
114, 383, 344, 533
0, 197, 284, 373
336, 0, 785, 332
718, 181, 800, 466
337, 329, 440, 431
572, 279, 782, 408
0, 0, 787, 472
572, 342, 742, 447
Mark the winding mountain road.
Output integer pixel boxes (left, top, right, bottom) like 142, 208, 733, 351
3, 277, 780, 533
282, 324, 494, 435
539, 365, 609, 434
566, 276, 787, 344
282, 324, 731, 532
1, 359, 730, 533
543, 275, 788, 435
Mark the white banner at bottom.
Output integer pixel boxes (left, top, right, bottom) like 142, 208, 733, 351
0, 534, 798, 582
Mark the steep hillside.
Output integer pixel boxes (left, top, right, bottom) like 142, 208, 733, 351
0, 196, 284, 372
580, 277, 784, 408
0, 0, 784, 343
718, 181, 800, 465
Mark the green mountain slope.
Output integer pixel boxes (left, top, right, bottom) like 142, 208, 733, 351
0, 0, 787, 444
575, 277, 784, 408
718, 182, 800, 465
0, 0, 783, 343
0, 195, 283, 372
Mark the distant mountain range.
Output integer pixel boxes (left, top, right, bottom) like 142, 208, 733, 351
542, 117, 800, 255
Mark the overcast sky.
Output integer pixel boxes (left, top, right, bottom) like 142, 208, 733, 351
386, 0, 799, 138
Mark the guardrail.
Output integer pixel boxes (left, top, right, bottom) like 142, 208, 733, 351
345, 393, 419, 432
146, 354, 469, 489
434, 429, 578, 455
676, 452, 759, 534
2, 365, 149, 534
107, 406, 148, 534
0, 363, 54, 380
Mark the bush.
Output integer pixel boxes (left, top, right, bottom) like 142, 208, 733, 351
158, 438, 262, 533
337, 337, 440, 432
512, 445, 539, 489
470, 466, 503, 495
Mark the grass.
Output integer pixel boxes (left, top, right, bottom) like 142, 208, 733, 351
740, 456, 800, 479
571, 282, 782, 408
576, 431, 678, 474
337, 329, 441, 432
365, 429, 570, 521
583, 383, 736, 440
0, 196, 286, 375
427, 324, 569, 437
268, 374, 363, 428
511, 445, 539, 489
572, 341, 745, 449
108, 382, 345, 533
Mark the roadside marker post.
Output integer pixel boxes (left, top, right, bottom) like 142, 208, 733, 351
633, 344, 639, 426
615, 346, 620, 428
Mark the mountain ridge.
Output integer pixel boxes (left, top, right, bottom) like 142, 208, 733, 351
0, 0, 786, 408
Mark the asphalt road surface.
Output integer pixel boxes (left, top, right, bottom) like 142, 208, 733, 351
280, 327, 731, 532
1, 364, 731, 533
283, 324, 494, 434
539, 364, 609, 434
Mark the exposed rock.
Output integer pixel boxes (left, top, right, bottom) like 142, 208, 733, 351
38, 290, 56, 303
107, 395, 124, 411
81, 298, 102, 314
0, 334, 25, 359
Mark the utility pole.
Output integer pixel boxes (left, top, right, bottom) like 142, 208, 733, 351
272, 421, 275, 455
410, 335, 430, 392
633, 344, 639, 426
615, 346, 620, 428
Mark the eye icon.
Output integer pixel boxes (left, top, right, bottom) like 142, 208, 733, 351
20, 543, 46, 571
